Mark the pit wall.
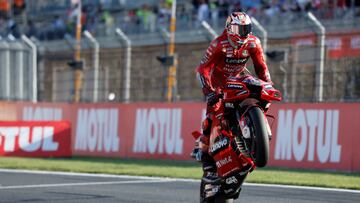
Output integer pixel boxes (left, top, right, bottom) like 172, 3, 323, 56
0, 101, 359, 172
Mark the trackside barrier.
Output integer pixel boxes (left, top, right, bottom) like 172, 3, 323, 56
0, 102, 359, 172
0, 121, 72, 157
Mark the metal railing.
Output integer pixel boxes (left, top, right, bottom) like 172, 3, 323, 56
1, 23, 360, 103
0, 35, 37, 101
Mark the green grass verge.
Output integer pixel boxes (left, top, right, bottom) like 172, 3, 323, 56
0, 157, 359, 190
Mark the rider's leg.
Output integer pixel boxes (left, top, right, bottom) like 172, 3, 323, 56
199, 115, 220, 203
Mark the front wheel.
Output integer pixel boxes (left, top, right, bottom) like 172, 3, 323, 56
247, 107, 269, 167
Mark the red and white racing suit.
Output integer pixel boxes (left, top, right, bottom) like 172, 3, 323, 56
195, 29, 272, 173
196, 29, 272, 118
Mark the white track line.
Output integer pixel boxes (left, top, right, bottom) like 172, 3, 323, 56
0, 168, 359, 194
0, 168, 166, 180
0, 179, 171, 190
243, 183, 360, 194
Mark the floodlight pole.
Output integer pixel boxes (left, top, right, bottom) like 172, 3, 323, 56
84, 30, 100, 102
73, 0, 83, 103
167, 0, 177, 102
307, 12, 325, 102
251, 17, 267, 61
115, 28, 132, 103
21, 35, 38, 103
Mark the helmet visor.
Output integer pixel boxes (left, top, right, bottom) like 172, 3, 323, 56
228, 24, 252, 37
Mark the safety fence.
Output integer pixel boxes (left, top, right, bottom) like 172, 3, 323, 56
37, 29, 360, 103
0, 19, 360, 103
0, 101, 359, 173
0, 36, 37, 101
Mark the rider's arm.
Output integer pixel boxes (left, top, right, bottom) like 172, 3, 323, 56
249, 37, 272, 83
196, 39, 221, 101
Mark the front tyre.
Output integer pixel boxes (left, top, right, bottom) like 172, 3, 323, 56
248, 107, 269, 167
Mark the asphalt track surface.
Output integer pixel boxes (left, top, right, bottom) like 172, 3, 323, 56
0, 169, 359, 203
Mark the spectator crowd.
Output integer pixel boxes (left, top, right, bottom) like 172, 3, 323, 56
0, 0, 359, 41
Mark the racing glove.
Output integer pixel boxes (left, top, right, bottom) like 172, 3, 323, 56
206, 91, 223, 106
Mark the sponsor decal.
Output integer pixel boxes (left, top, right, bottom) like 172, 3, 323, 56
242, 50, 248, 57
220, 40, 228, 44
223, 66, 243, 73
227, 83, 243, 89
225, 176, 238, 184
0, 126, 59, 152
236, 90, 248, 96
295, 39, 314, 46
351, 36, 360, 49
216, 155, 232, 168
225, 57, 248, 64
211, 40, 218, 47
325, 38, 342, 50
249, 42, 256, 48
275, 109, 341, 163
200, 54, 209, 64
210, 137, 229, 154
225, 103, 234, 108
75, 108, 119, 153
0, 121, 71, 157
23, 106, 62, 121
133, 108, 183, 155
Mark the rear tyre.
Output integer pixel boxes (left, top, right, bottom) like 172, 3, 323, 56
248, 107, 269, 167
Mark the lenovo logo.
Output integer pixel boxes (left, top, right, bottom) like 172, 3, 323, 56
227, 84, 243, 89
225, 57, 247, 64
210, 138, 229, 154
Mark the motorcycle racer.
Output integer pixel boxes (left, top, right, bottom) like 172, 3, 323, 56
194, 11, 273, 202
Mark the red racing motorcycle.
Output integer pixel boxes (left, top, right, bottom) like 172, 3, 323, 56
192, 75, 282, 203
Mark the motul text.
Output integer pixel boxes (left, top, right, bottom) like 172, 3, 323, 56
75, 108, 119, 152
275, 109, 341, 163
133, 108, 183, 155
0, 126, 58, 152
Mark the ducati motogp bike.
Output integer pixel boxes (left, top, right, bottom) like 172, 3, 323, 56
192, 75, 282, 203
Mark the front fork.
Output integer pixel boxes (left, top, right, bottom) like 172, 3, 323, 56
237, 106, 272, 141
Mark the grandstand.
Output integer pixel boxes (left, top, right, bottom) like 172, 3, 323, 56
0, 0, 359, 103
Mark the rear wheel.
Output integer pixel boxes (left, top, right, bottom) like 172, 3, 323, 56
247, 107, 269, 167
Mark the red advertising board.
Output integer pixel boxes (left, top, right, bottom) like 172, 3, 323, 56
292, 30, 360, 58
57, 102, 204, 160
0, 102, 17, 121
0, 121, 72, 157
1, 101, 360, 172
268, 103, 360, 172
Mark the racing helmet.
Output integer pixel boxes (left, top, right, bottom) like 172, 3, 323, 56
226, 12, 252, 47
